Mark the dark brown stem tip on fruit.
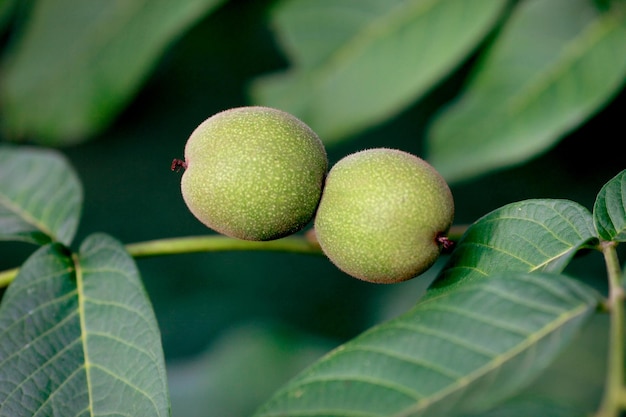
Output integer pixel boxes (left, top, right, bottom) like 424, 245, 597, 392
436, 233, 455, 254
171, 159, 187, 172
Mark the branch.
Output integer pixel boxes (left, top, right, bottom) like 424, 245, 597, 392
0, 234, 324, 288
125, 234, 324, 258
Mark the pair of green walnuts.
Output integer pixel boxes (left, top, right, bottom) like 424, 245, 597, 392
175, 106, 454, 284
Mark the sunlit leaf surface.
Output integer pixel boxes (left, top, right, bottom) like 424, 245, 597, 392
252, 0, 507, 143
435, 199, 597, 289
0, 146, 82, 245
593, 169, 626, 242
0, 234, 169, 416
427, 0, 626, 182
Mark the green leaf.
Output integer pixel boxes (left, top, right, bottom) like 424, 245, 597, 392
0, 0, 225, 145
0, 234, 170, 416
463, 399, 586, 417
466, 313, 610, 417
251, 0, 507, 144
253, 272, 599, 417
593, 169, 626, 242
435, 199, 597, 289
426, 0, 626, 183
0, 145, 82, 245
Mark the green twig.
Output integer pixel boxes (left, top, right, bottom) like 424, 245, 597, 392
0, 226, 467, 288
0, 234, 324, 288
0, 267, 19, 288
596, 240, 624, 417
619, 387, 626, 408
125, 234, 324, 258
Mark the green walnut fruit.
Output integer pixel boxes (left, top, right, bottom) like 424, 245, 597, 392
178, 106, 328, 241
314, 148, 454, 283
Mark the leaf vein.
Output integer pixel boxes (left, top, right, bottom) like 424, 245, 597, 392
89, 363, 161, 415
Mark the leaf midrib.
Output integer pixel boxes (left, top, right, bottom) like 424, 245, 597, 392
73, 250, 164, 416
10, 0, 148, 97
506, 6, 625, 116
291, 0, 440, 91
0, 192, 56, 240
74, 253, 95, 416
393, 301, 591, 417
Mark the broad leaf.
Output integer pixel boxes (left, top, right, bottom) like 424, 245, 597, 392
0, 146, 82, 245
427, 0, 626, 183
593, 169, 626, 242
0, 0, 225, 145
435, 199, 597, 289
0, 234, 170, 416
253, 272, 599, 417
252, 0, 507, 143
463, 313, 610, 417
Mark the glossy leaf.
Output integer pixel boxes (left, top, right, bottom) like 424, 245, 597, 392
435, 199, 597, 289
252, 0, 507, 143
427, 0, 626, 183
0, 0, 224, 145
0, 234, 170, 416
0, 146, 82, 245
593, 169, 626, 242
253, 272, 599, 417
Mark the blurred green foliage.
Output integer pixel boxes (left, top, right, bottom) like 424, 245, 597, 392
0, 0, 624, 416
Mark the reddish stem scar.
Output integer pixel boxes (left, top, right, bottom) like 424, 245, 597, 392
171, 159, 187, 172
436, 233, 455, 253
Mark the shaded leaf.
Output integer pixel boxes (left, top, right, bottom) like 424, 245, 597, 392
593, 169, 626, 242
427, 0, 626, 183
435, 199, 597, 289
169, 323, 331, 417
0, 234, 170, 416
0, 0, 16, 33
253, 272, 599, 417
462, 313, 610, 417
252, 0, 507, 143
0, 146, 82, 245
463, 399, 586, 417
0, 0, 225, 145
